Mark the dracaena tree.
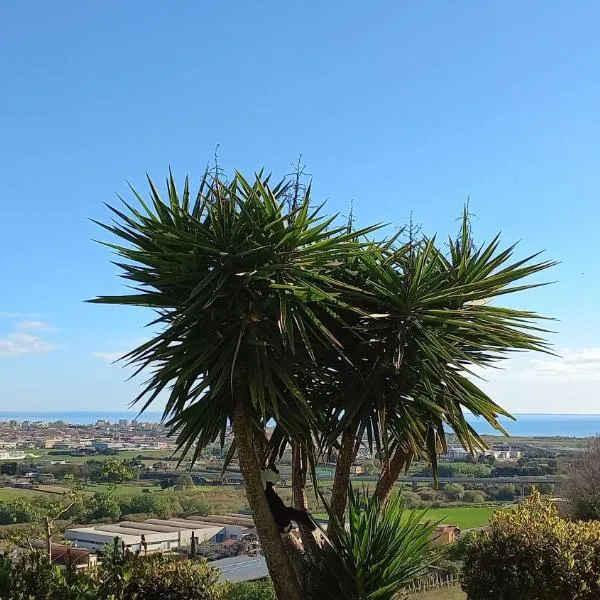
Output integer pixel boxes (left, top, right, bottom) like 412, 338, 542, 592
90, 170, 376, 600
275, 216, 554, 529
92, 168, 554, 599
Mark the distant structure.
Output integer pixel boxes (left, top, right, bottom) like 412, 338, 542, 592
65, 515, 254, 554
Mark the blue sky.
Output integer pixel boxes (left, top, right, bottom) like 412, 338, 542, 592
1, 1, 599, 414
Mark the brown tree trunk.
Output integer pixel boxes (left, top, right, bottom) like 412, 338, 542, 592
374, 447, 409, 504
231, 398, 303, 600
291, 442, 320, 559
328, 425, 358, 532
44, 517, 52, 559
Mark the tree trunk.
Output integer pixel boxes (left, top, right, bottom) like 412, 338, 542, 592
231, 398, 303, 600
328, 425, 358, 532
374, 447, 409, 504
291, 442, 320, 558
44, 517, 52, 559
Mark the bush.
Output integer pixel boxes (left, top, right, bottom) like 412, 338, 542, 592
463, 490, 486, 504
132, 555, 228, 600
417, 488, 438, 502
401, 491, 422, 508
179, 494, 211, 516
225, 580, 276, 600
495, 484, 515, 501
442, 483, 464, 501
0, 548, 228, 600
462, 491, 600, 599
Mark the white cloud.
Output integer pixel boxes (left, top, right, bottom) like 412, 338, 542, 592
0, 312, 41, 319
93, 351, 125, 362
519, 348, 600, 382
0, 332, 57, 357
16, 321, 53, 331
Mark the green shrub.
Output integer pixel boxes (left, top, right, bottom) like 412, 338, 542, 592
225, 579, 276, 600
131, 555, 228, 600
442, 483, 464, 501
0, 548, 227, 600
463, 490, 486, 503
417, 488, 438, 502
462, 491, 600, 599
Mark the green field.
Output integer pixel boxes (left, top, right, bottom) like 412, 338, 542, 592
0, 487, 49, 500
410, 506, 495, 529
27, 449, 173, 464
314, 506, 496, 529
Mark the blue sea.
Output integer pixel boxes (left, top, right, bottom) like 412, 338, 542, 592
0, 411, 599, 438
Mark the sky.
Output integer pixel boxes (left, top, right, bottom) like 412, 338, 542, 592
1, 1, 599, 414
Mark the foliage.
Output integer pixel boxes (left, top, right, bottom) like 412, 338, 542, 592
442, 483, 464, 502
401, 491, 422, 508
0, 499, 36, 525
415, 463, 491, 478
495, 484, 515, 501
84, 492, 122, 522
0, 548, 227, 600
225, 580, 276, 600
462, 490, 486, 504
101, 459, 136, 483
91, 168, 555, 598
92, 169, 554, 467
131, 555, 228, 600
90, 170, 375, 462
312, 487, 437, 600
417, 488, 439, 503
490, 465, 547, 477
462, 490, 600, 600
123, 491, 182, 518
563, 437, 600, 520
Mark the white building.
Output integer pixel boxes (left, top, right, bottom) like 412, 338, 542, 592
65, 516, 251, 553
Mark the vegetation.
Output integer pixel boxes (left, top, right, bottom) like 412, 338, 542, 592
92, 167, 553, 599
0, 548, 228, 600
563, 436, 600, 521
312, 487, 438, 600
225, 580, 276, 600
462, 490, 600, 599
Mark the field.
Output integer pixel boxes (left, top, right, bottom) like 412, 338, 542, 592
313, 505, 496, 529
413, 506, 495, 529
0, 487, 49, 501
27, 449, 173, 464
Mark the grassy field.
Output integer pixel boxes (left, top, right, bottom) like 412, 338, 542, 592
27, 449, 174, 464
313, 505, 496, 529
0, 487, 49, 501
411, 506, 495, 529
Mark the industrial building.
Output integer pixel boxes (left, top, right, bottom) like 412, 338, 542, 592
65, 515, 253, 553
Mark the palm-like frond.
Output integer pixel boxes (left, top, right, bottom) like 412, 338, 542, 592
314, 487, 438, 600
90, 170, 379, 460
312, 213, 555, 464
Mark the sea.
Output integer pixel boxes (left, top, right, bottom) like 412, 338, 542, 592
0, 411, 599, 438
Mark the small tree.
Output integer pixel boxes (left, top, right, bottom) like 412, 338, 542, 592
442, 483, 464, 502
496, 484, 516, 501
463, 490, 486, 504
564, 437, 600, 520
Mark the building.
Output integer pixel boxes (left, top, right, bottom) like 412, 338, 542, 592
13, 542, 98, 570
429, 524, 460, 547
65, 516, 251, 554
213, 556, 269, 583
